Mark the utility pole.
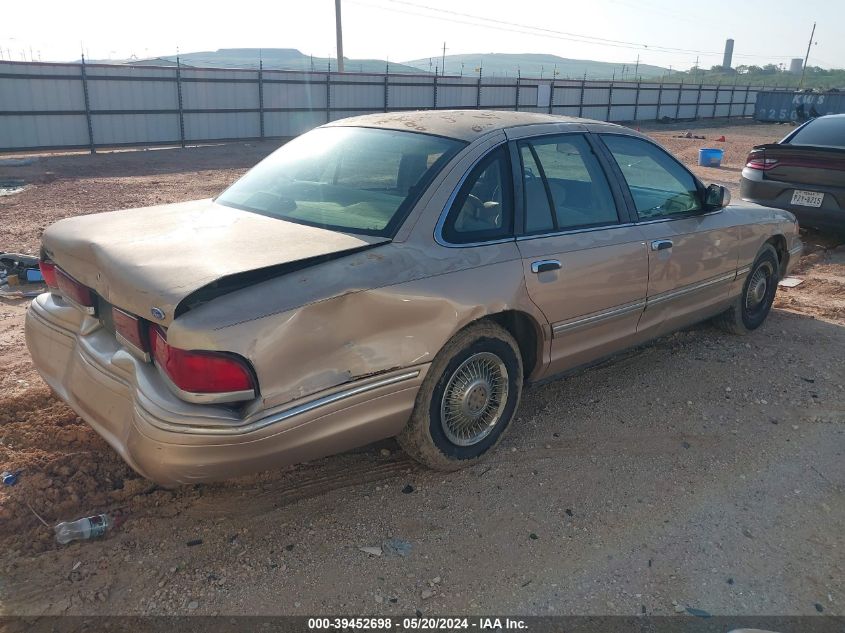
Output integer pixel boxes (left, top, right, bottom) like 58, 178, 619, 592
634, 54, 639, 80
441, 42, 447, 76
334, 0, 344, 73
799, 21, 816, 89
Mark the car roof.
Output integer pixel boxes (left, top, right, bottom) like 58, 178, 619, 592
325, 109, 626, 141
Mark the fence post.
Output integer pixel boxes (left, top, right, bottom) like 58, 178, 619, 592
729, 79, 737, 119
548, 79, 554, 114
515, 71, 520, 111
433, 74, 438, 109
633, 80, 640, 121
175, 56, 186, 148
655, 81, 663, 122
258, 61, 265, 140
383, 73, 389, 113
745, 84, 751, 118
325, 72, 331, 123
674, 79, 682, 121
476, 75, 482, 109
80, 55, 95, 154
694, 83, 703, 120
713, 81, 720, 119
578, 78, 585, 118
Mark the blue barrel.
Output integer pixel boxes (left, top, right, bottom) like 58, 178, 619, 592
698, 148, 724, 167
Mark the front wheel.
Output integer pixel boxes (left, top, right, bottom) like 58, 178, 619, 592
714, 244, 780, 335
398, 321, 523, 470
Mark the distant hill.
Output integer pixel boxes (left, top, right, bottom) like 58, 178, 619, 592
83, 48, 672, 79
89, 48, 424, 74
403, 53, 668, 80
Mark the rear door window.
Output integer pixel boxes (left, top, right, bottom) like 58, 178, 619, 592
519, 134, 619, 233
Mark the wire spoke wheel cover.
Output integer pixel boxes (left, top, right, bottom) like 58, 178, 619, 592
744, 260, 774, 319
440, 352, 509, 446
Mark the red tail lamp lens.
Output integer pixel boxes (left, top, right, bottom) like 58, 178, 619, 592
55, 268, 95, 310
148, 326, 255, 395
745, 151, 779, 171
39, 260, 58, 289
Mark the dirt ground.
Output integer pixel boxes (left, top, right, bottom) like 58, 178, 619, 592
0, 120, 842, 617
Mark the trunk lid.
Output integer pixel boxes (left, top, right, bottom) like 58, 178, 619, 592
753, 143, 845, 188
42, 199, 389, 324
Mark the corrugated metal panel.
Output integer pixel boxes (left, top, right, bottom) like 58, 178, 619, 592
93, 113, 180, 145
264, 111, 325, 137
755, 90, 845, 122
331, 80, 383, 109
184, 112, 260, 141
436, 82, 477, 108
609, 105, 635, 121
0, 114, 89, 148
0, 61, 766, 151
0, 77, 84, 111
554, 85, 583, 107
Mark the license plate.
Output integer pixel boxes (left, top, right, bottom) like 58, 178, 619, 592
790, 189, 824, 207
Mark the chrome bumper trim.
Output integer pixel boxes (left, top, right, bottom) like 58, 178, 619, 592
142, 369, 422, 436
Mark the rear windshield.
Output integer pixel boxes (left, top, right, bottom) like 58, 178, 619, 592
217, 127, 464, 237
786, 116, 845, 148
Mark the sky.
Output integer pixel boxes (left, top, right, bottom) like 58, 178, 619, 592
1, 0, 842, 71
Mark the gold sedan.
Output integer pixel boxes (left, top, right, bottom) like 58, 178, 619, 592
26, 110, 802, 485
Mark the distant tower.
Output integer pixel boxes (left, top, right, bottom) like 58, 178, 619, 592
789, 58, 803, 74
722, 38, 734, 69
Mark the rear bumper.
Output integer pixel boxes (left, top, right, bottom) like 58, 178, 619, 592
25, 294, 425, 486
740, 170, 845, 232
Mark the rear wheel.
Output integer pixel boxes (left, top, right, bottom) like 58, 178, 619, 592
398, 321, 522, 470
714, 244, 780, 335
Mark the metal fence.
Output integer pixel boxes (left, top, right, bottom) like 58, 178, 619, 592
754, 90, 845, 123
0, 60, 789, 153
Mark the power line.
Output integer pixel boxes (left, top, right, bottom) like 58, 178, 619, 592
359, 0, 803, 61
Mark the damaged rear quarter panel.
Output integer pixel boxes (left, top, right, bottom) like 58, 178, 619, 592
167, 239, 542, 410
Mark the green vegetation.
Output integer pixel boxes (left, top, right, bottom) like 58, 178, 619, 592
665, 65, 845, 90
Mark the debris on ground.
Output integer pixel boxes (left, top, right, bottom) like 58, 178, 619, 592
359, 545, 383, 557
779, 277, 805, 288
54, 513, 112, 545
2, 470, 22, 486
674, 132, 706, 139
382, 537, 412, 557
0, 252, 45, 297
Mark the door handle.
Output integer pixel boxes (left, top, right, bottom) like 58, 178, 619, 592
531, 259, 562, 273
651, 239, 674, 251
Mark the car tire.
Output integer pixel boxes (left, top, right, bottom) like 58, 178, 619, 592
397, 321, 523, 471
713, 244, 780, 335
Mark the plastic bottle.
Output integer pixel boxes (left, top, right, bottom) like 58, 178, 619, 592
54, 514, 111, 545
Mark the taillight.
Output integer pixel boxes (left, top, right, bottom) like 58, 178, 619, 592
148, 325, 256, 398
39, 260, 58, 289
745, 150, 779, 171
112, 307, 148, 358
55, 268, 95, 313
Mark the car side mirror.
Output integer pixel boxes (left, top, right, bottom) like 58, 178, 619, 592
704, 184, 731, 210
